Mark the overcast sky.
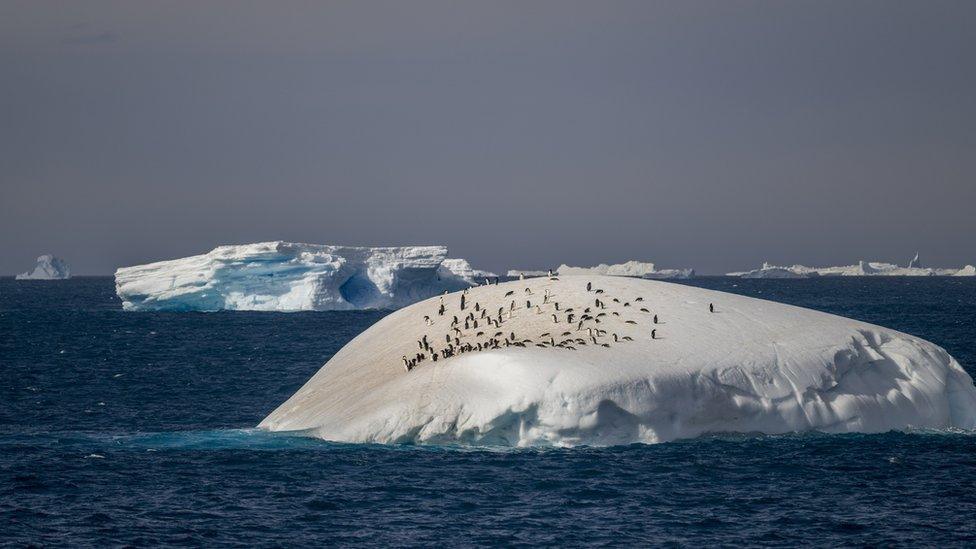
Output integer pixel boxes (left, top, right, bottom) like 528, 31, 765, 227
2, 1, 974, 275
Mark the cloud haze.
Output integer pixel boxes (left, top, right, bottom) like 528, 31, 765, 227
1, 1, 974, 274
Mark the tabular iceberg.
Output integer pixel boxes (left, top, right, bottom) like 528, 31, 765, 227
508, 261, 694, 280
728, 257, 966, 278
16, 255, 71, 280
260, 276, 976, 446
115, 241, 494, 311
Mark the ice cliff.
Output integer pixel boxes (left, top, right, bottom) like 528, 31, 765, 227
115, 242, 494, 311
260, 276, 976, 446
16, 255, 71, 280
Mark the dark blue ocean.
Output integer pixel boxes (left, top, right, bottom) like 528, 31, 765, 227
2, 277, 976, 546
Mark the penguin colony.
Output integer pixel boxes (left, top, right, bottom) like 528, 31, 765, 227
399, 275, 714, 372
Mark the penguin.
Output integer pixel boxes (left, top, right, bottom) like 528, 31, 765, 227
653, 314, 658, 324
504, 290, 515, 297
595, 289, 604, 294
520, 273, 525, 280
438, 304, 445, 316
402, 356, 411, 371
639, 307, 649, 313
548, 269, 554, 278
460, 294, 466, 310
625, 320, 637, 325
709, 303, 715, 313
526, 300, 531, 309
525, 288, 532, 295
586, 282, 592, 291
554, 302, 560, 311
475, 302, 480, 312
651, 329, 657, 339
551, 314, 558, 323
484, 277, 491, 286
612, 333, 619, 342
635, 297, 644, 301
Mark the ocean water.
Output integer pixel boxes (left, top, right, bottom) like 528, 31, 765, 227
2, 277, 976, 546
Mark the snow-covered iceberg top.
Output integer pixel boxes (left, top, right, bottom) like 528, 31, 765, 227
16, 254, 71, 280
115, 241, 494, 311
728, 258, 969, 278
260, 275, 976, 446
508, 261, 694, 280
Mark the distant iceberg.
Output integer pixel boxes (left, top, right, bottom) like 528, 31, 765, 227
955, 265, 976, 277
728, 255, 967, 278
115, 241, 494, 311
506, 269, 549, 278
16, 255, 71, 280
508, 261, 693, 280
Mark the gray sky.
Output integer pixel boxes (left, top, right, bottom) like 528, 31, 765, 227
2, 1, 974, 275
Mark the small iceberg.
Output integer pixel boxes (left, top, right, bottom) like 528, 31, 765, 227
728, 254, 969, 278
16, 254, 71, 280
508, 261, 694, 280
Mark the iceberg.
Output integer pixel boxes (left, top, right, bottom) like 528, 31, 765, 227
260, 275, 976, 446
508, 261, 694, 280
728, 257, 964, 278
506, 270, 549, 278
16, 254, 71, 280
115, 241, 494, 311
954, 265, 976, 277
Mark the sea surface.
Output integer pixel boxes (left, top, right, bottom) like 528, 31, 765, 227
2, 277, 976, 546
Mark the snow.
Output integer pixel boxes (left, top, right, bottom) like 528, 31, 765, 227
115, 241, 492, 311
509, 261, 694, 280
728, 259, 965, 278
954, 265, 976, 277
16, 254, 71, 280
438, 259, 497, 284
507, 270, 548, 278
259, 275, 976, 446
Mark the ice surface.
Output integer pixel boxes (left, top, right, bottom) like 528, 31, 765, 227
508, 261, 694, 280
728, 259, 965, 278
954, 265, 976, 277
506, 270, 548, 278
115, 241, 492, 311
16, 254, 71, 280
260, 276, 976, 446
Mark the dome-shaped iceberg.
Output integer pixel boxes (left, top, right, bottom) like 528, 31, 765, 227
260, 276, 976, 446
